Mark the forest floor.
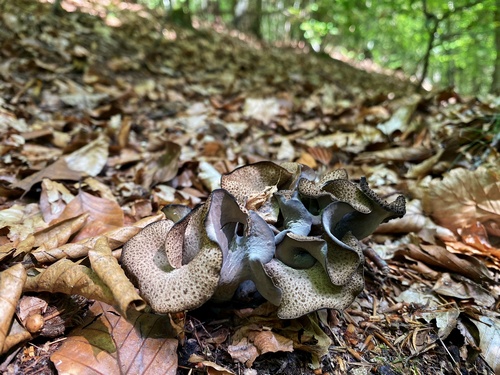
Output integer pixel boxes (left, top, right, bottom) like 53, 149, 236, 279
0, 1, 499, 374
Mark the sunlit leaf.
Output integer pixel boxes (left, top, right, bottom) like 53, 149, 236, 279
51, 302, 178, 374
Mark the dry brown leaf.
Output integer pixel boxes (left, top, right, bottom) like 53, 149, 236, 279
12, 135, 108, 192
51, 302, 178, 375
188, 355, 236, 375
405, 148, 444, 179
83, 177, 117, 202
0, 235, 35, 262
141, 141, 182, 188
11, 158, 83, 192
2, 320, 32, 356
395, 284, 460, 339
0, 203, 46, 242
39, 179, 75, 223
444, 240, 500, 270
248, 330, 293, 354
33, 214, 88, 252
54, 191, 123, 227
276, 314, 331, 368
296, 152, 318, 169
457, 222, 500, 260
89, 237, 145, 317
376, 94, 420, 136
243, 98, 280, 125
53, 191, 124, 241
473, 315, 500, 374
0, 243, 16, 263
31, 213, 164, 263
0, 264, 27, 354
63, 135, 109, 176
422, 167, 500, 238
12, 234, 35, 258
23, 259, 115, 305
227, 338, 259, 368
306, 146, 332, 166
376, 199, 426, 233
355, 146, 433, 163
433, 273, 495, 307
400, 244, 492, 283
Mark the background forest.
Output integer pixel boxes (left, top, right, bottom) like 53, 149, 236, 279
116, 0, 500, 97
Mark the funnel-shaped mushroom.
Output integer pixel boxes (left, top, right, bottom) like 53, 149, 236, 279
204, 190, 279, 303
274, 192, 313, 244
323, 178, 406, 241
264, 232, 364, 319
121, 195, 224, 313
121, 161, 405, 319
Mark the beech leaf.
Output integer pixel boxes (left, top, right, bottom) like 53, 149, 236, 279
51, 302, 178, 375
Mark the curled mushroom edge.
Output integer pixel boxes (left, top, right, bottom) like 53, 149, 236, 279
120, 161, 405, 318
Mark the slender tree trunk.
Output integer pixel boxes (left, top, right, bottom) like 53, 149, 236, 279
233, 0, 262, 38
251, 0, 262, 38
418, 19, 438, 88
491, 0, 500, 94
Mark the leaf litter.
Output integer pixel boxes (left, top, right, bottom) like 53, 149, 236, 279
0, 0, 499, 374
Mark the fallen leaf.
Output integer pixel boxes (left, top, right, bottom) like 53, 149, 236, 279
31, 213, 164, 263
227, 338, 259, 368
433, 273, 494, 307
39, 179, 75, 223
11, 135, 109, 192
51, 302, 178, 374
63, 135, 109, 177
248, 330, 293, 354
395, 283, 460, 339
11, 158, 82, 192
473, 315, 500, 374
400, 244, 492, 283
0, 204, 46, 242
243, 98, 280, 125
53, 191, 124, 241
89, 236, 145, 317
355, 146, 433, 163
376, 94, 420, 136
0, 264, 27, 354
188, 355, 236, 375
34, 214, 88, 251
422, 167, 500, 238
23, 259, 115, 306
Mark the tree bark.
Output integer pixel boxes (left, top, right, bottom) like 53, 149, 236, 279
491, 0, 500, 94
233, 0, 262, 38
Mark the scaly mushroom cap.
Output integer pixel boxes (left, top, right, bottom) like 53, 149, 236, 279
264, 232, 364, 319
221, 161, 294, 204
120, 194, 224, 313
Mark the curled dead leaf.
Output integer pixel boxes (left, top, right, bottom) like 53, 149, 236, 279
89, 237, 146, 317
0, 264, 27, 354
23, 259, 115, 306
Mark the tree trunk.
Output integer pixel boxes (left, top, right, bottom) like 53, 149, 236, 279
233, 0, 262, 39
491, 0, 500, 94
418, 19, 438, 89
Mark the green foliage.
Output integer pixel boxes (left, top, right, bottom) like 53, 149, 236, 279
135, 0, 498, 96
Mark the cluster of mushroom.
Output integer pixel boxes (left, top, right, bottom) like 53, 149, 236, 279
121, 162, 405, 319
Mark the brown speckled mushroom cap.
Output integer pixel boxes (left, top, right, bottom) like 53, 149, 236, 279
221, 161, 294, 210
264, 232, 364, 319
120, 195, 224, 313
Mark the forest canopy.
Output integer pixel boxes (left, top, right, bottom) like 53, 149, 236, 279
126, 0, 500, 97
